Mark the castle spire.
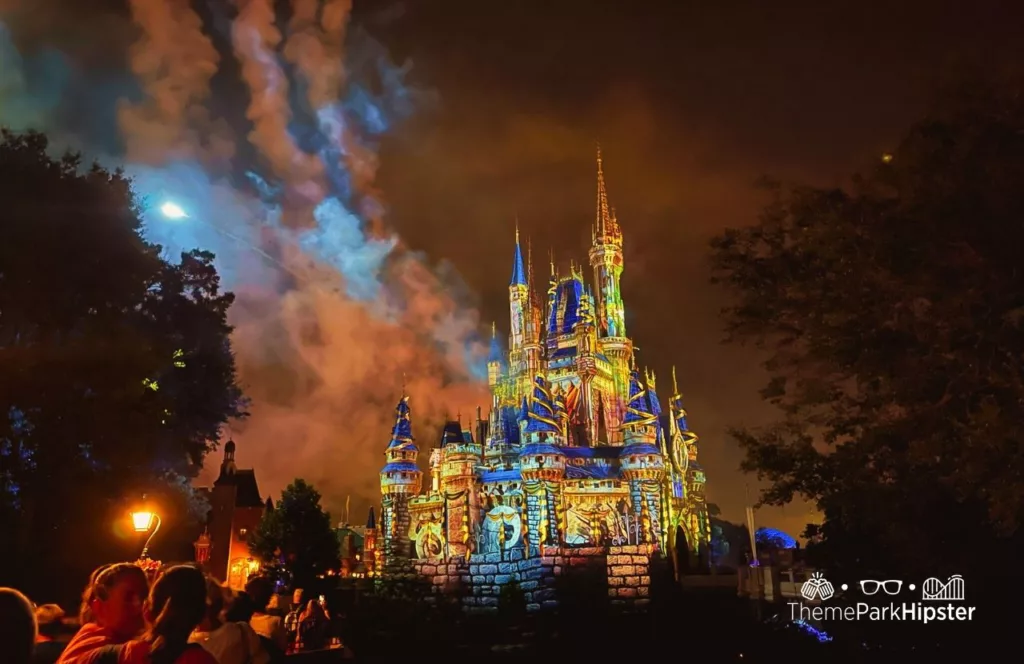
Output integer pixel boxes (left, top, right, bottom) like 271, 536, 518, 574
526, 236, 534, 299
510, 222, 526, 286
488, 322, 502, 364
596, 144, 611, 237
387, 395, 416, 451
623, 368, 658, 430
523, 375, 560, 435
593, 145, 622, 247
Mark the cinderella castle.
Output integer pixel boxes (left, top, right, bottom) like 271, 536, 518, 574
378, 150, 710, 606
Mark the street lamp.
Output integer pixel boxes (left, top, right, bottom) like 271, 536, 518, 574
131, 508, 162, 560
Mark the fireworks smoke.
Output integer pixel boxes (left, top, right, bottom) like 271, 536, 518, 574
231, 0, 324, 212
118, 0, 231, 165
0, 2, 489, 520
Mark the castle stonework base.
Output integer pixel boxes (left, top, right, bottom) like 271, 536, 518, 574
394, 544, 660, 612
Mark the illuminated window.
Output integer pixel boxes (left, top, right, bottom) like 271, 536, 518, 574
239, 528, 247, 536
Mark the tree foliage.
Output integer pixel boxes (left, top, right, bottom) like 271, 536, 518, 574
0, 130, 245, 597
710, 78, 1024, 578
249, 479, 340, 588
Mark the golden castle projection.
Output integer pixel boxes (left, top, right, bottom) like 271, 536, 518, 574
379, 149, 710, 609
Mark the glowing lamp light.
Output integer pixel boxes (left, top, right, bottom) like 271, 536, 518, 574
130, 503, 162, 559
132, 511, 156, 533
160, 201, 188, 219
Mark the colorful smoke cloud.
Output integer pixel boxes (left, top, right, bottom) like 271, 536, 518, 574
0, 2, 490, 522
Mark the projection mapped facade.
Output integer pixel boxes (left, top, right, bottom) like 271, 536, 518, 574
379, 151, 710, 609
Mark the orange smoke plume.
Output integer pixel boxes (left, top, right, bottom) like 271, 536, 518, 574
231, 0, 324, 209
118, 0, 230, 165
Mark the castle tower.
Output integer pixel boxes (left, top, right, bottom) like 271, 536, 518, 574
588, 146, 626, 339
487, 322, 503, 387
439, 419, 481, 558
522, 239, 544, 376
220, 440, 237, 477
363, 507, 378, 577
588, 148, 632, 438
519, 375, 566, 552
620, 368, 665, 545
508, 226, 528, 377
380, 395, 422, 560
670, 367, 710, 554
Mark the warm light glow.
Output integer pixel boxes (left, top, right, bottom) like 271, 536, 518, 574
881, 153, 894, 163
132, 511, 156, 532
160, 201, 188, 219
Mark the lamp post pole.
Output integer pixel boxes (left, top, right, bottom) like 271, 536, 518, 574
140, 515, 162, 560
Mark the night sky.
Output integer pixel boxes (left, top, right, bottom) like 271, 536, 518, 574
358, 0, 1023, 536
3, 0, 1022, 537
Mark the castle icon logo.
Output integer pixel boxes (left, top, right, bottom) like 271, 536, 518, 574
921, 575, 965, 601
800, 572, 835, 601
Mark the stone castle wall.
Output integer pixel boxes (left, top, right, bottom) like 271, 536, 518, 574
606, 544, 655, 609
395, 543, 659, 612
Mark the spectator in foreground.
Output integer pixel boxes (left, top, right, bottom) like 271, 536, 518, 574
58, 563, 149, 664
33, 604, 69, 664
0, 587, 37, 664
189, 576, 270, 664
244, 577, 287, 651
118, 565, 216, 664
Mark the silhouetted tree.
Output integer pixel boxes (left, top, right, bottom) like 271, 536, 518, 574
249, 479, 340, 589
710, 76, 1024, 581
0, 130, 245, 598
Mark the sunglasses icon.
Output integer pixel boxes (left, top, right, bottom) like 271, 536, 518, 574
859, 580, 903, 595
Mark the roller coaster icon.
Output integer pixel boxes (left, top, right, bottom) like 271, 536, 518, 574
921, 575, 965, 601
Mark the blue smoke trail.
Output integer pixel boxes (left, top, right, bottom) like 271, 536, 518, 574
0, 15, 489, 519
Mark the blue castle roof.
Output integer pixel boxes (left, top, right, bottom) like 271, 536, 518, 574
648, 384, 663, 418
623, 370, 658, 428
387, 395, 417, 450
673, 395, 691, 432
510, 237, 526, 286
547, 276, 584, 336
382, 461, 419, 473
522, 375, 560, 435
488, 330, 503, 364
621, 443, 662, 456
521, 443, 563, 456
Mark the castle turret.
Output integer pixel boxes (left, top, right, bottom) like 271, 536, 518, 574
218, 440, 237, 480
522, 240, 544, 376
487, 322, 503, 387
380, 395, 422, 560
363, 507, 378, 576
508, 226, 528, 376
519, 375, 565, 551
588, 148, 632, 437
588, 146, 626, 339
620, 367, 665, 545
670, 367, 709, 556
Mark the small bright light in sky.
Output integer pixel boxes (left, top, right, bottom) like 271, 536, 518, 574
160, 201, 188, 219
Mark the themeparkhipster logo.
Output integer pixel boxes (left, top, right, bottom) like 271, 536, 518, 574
790, 573, 976, 624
